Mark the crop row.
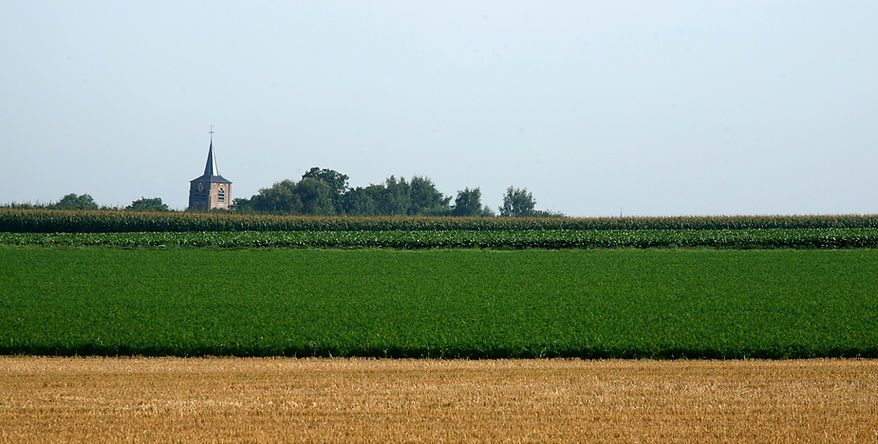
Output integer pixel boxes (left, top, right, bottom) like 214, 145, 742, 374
3, 228, 877, 249
2, 209, 878, 233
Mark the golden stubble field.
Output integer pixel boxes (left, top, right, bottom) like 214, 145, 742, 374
1, 358, 876, 443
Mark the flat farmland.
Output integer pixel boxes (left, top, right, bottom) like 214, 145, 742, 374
1, 247, 877, 358
1, 357, 876, 443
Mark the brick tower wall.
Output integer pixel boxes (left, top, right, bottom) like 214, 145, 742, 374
188, 181, 232, 211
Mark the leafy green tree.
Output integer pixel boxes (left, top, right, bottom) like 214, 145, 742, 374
54, 193, 98, 210
342, 186, 381, 215
126, 197, 169, 212
249, 180, 303, 213
231, 197, 254, 212
408, 176, 451, 215
295, 178, 336, 215
500, 186, 536, 217
301, 167, 349, 213
377, 176, 411, 215
532, 209, 565, 217
452, 187, 485, 216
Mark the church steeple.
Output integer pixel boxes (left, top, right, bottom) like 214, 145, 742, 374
188, 126, 232, 211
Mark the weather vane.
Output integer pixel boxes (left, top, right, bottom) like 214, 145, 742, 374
209, 125, 215, 139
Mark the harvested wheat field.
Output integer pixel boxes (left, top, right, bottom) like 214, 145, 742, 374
1, 358, 876, 443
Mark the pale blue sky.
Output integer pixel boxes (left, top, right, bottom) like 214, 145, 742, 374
1, 1, 875, 215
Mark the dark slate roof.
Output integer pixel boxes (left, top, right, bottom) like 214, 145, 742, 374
190, 174, 232, 183
190, 139, 232, 183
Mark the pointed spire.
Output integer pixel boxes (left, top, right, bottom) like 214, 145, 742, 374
203, 140, 217, 176
203, 126, 218, 177
191, 126, 231, 184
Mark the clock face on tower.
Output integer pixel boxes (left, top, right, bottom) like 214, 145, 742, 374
197, 182, 204, 192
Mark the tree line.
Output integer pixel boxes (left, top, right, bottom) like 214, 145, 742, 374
232, 167, 551, 216
2, 194, 170, 212
2, 167, 556, 216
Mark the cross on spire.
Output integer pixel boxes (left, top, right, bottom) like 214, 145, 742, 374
209, 125, 215, 142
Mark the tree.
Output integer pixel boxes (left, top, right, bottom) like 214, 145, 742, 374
377, 176, 411, 215
452, 187, 484, 216
295, 178, 336, 215
54, 193, 98, 210
231, 197, 254, 212
301, 167, 349, 213
248, 180, 303, 213
342, 186, 381, 215
126, 197, 169, 212
408, 176, 451, 215
238, 177, 335, 215
500, 186, 536, 216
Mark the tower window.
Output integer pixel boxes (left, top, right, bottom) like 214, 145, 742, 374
218, 187, 225, 203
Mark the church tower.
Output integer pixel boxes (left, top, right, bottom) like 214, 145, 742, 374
188, 130, 232, 211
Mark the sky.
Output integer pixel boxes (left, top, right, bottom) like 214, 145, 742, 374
1, 1, 876, 216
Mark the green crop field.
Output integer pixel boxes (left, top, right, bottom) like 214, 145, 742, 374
2, 228, 878, 249
1, 246, 876, 358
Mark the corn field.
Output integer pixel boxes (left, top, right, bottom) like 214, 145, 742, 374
2, 208, 878, 233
